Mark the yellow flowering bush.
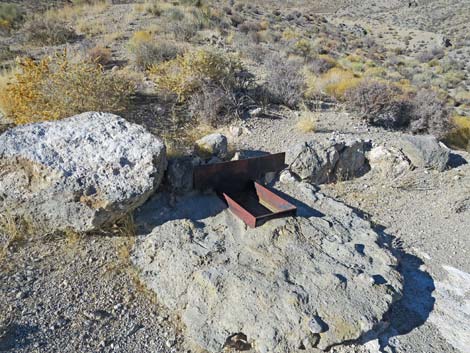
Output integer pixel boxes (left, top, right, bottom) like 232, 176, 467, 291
0, 54, 133, 125
149, 49, 243, 101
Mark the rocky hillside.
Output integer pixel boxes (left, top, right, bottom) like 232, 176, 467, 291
0, 1, 469, 353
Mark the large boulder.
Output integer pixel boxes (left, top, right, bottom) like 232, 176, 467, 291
0, 112, 166, 233
399, 135, 449, 171
286, 138, 371, 184
132, 181, 403, 352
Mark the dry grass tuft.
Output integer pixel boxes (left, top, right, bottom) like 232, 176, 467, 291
446, 116, 470, 151
308, 67, 362, 100
0, 52, 133, 125
296, 110, 317, 133
0, 212, 34, 261
87, 45, 112, 66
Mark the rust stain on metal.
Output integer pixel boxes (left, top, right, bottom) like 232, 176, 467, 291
193, 153, 297, 228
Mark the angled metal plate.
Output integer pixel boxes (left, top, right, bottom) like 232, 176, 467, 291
193, 152, 286, 192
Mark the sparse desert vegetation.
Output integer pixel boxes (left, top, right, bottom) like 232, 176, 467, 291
0, 1, 470, 353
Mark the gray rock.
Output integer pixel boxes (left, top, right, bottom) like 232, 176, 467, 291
399, 135, 449, 171
249, 107, 263, 117
286, 139, 371, 184
229, 126, 243, 137
132, 181, 402, 352
194, 133, 228, 159
0, 112, 166, 233
367, 146, 411, 179
166, 156, 202, 193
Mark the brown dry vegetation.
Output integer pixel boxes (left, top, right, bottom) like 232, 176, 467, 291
0, 0, 467, 148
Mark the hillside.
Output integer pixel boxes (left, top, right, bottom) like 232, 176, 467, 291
0, 1, 469, 353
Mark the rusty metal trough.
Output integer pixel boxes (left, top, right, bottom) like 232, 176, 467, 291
193, 153, 297, 227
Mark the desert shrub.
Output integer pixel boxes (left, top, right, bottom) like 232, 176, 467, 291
417, 46, 445, 63
128, 35, 181, 70
446, 116, 470, 151
443, 70, 466, 87
409, 89, 451, 138
0, 54, 133, 125
239, 21, 262, 34
150, 49, 254, 125
454, 89, 470, 105
312, 67, 362, 100
188, 83, 235, 126
282, 28, 300, 41
143, 0, 163, 16
296, 110, 317, 133
290, 38, 314, 58
129, 30, 153, 45
264, 54, 305, 108
178, 0, 203, 6
149, 49, 246, 101
306, 55, 336, 75
87, 46, 112, 66
0, 3, 24, 33
230, 31, 269, 61
22, 16, 77, 45
165, 16, 200, 41
0, 45, 16, 65
71, 0, 106, 4
345, 80, 411, 128
164, 7, 185, 21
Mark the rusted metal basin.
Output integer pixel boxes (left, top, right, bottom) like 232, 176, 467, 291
222, 181, 297, 228
193, 153, 297, 227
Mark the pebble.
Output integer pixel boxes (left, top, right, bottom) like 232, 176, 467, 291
16, 291, 27, 300
165, 339, 176, 348
229, 126, 243, 137
249, 107, 263, 117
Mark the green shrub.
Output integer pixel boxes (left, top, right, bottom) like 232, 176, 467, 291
0, 3, 24, 32
0, 54, 133, 125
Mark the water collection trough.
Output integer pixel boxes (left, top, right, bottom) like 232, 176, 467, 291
193, 152, 297, 227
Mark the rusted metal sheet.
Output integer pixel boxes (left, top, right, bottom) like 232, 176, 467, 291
222, 182, 297, 228
193, 153, 297, 228
193, 152, 286, 192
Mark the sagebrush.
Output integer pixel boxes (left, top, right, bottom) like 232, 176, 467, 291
0, 54, 133, 124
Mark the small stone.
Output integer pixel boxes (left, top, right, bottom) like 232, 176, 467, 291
16, 291, 27, 300
165, 339, 176, 348
280, 170, 296, 184
249, 107, 262, 117
229, 126, 243, 137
